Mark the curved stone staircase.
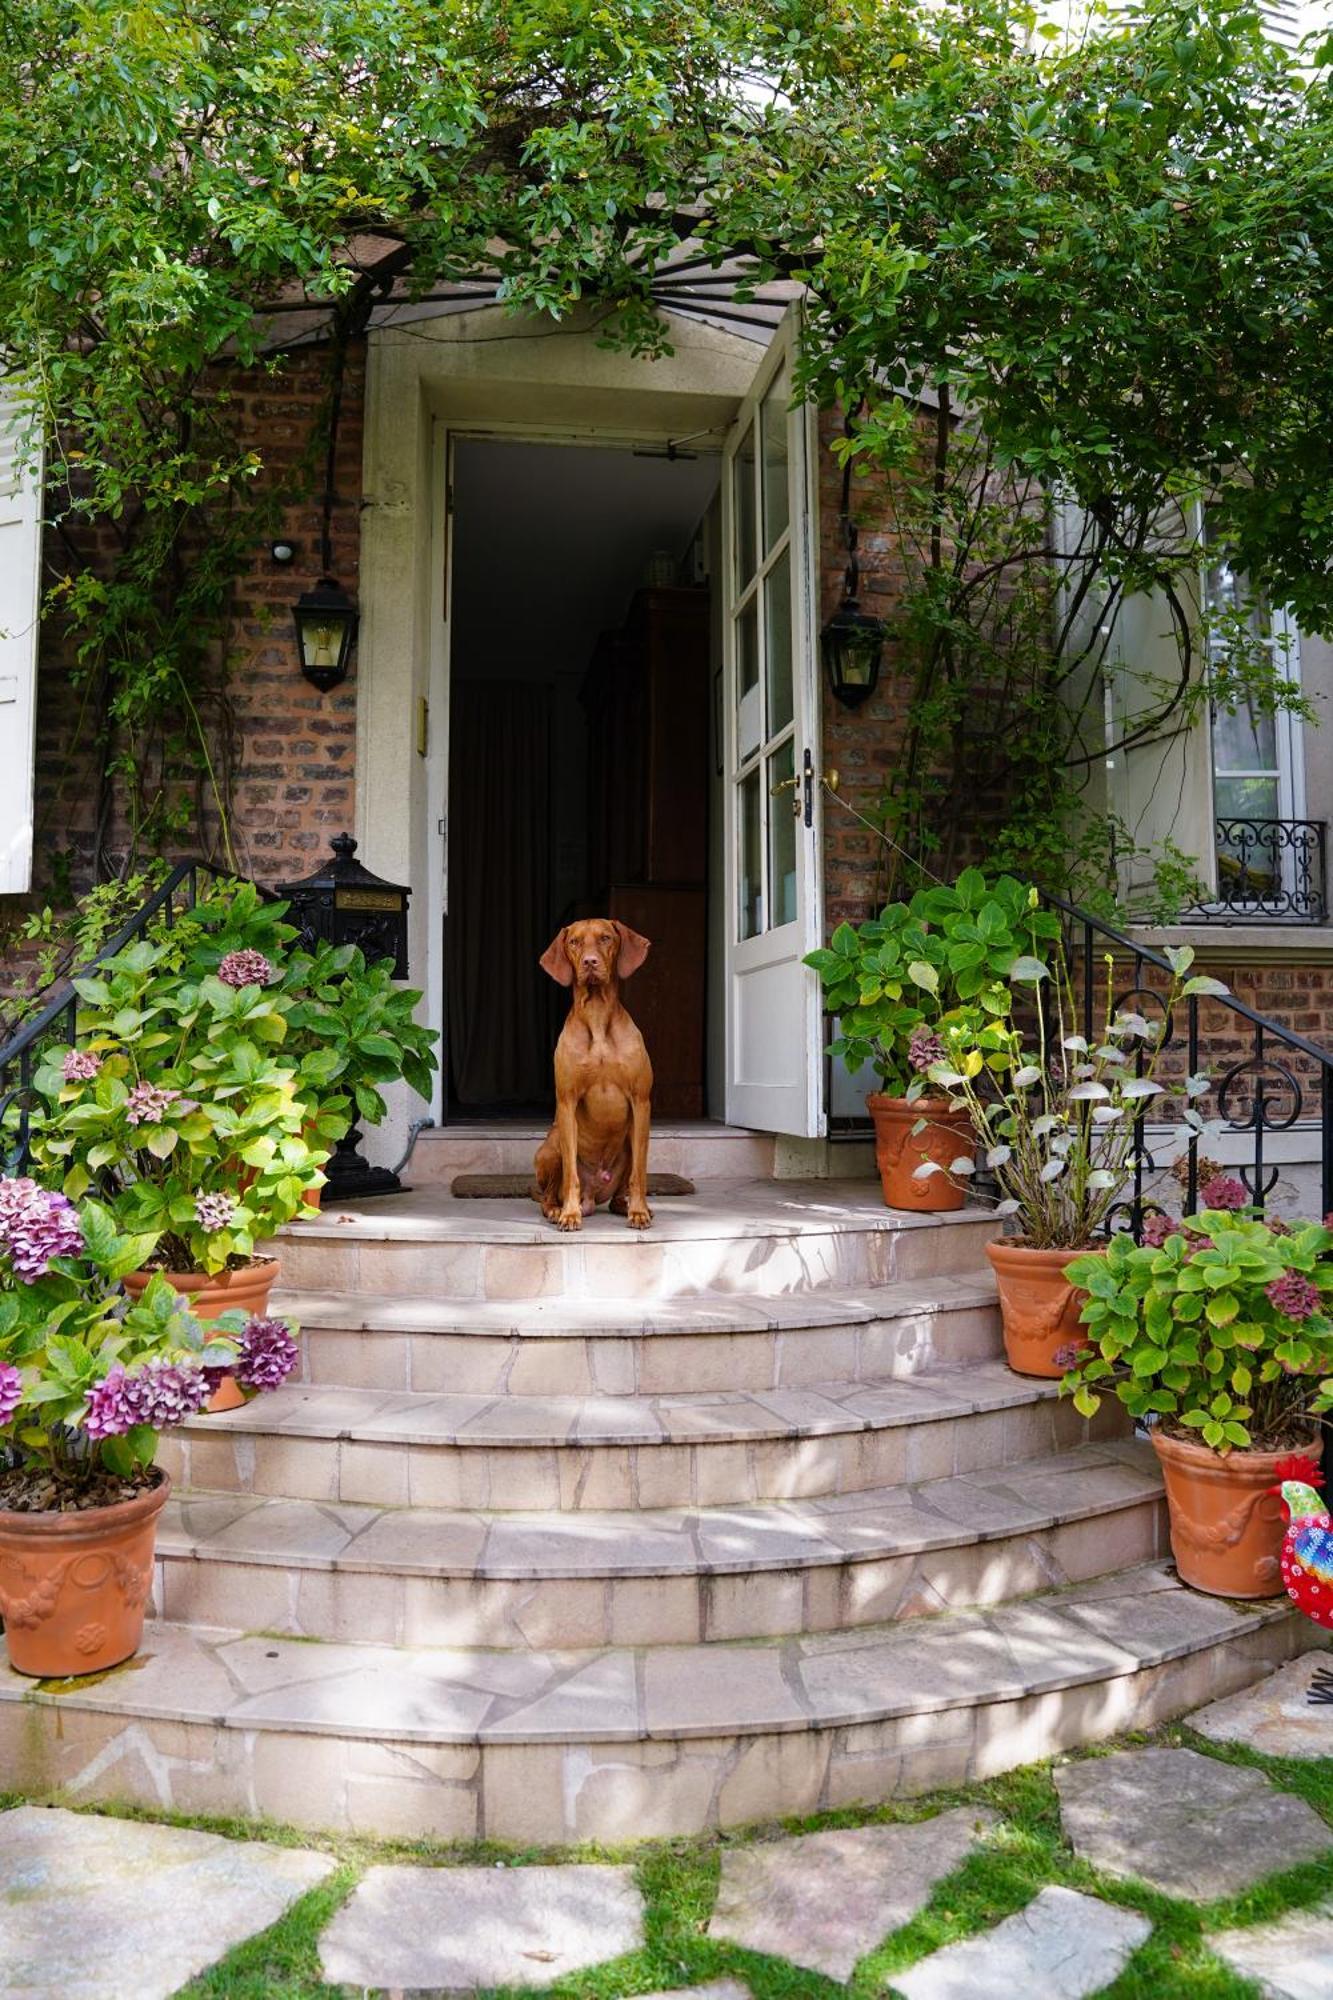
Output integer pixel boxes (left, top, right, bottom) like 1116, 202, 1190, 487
0, 1139, 1308, 1842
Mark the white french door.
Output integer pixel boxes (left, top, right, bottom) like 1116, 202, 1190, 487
721, 310, 824, 1136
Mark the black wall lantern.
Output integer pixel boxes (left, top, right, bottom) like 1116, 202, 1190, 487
292, 346, 358, 692
820, 441, 885, 710
293, 576, 359, 692
277, 834, 411, 1201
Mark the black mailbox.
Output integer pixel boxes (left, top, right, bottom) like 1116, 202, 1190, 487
277, 833, 410, 979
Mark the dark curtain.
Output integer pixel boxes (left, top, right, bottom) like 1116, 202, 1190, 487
447, 681, 553, 1108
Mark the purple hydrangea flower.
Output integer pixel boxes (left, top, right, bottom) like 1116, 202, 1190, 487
1141, 1212, 1181, 1249
217, 948, 274, 989
82, 1365, 137, 1440
0, 1177, 84, 1280
124, 1081, 181, 1127
235, 1316, 299, 1391
0, 1364, 22, 1422
194, 1191, 236, 1233
61, 1048, 102, 1083
1266, 1269, 1322, 1322
908, 1029, 946, 1075
1200, 1173, 1248, 1211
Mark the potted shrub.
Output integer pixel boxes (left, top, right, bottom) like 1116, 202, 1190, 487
1063, 1211, 1333, 1598
31, 934, 323, 1402
925, 935, 1219, 1375
0, 1183, 231, 1675
804, 870, 1057, 1210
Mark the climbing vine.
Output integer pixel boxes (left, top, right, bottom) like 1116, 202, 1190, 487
1, 0, 1331, 901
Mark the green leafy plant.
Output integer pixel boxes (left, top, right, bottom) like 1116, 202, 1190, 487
0, 1183, 227, 1505
804, 870, 1058, 1097
923, 940, 1223, 1248
30, 936, 325, 1273
1062, 1212, 1333, 1453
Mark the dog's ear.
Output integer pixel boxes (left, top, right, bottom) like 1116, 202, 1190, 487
613, 923, 651, 978
539, 929, 574, 986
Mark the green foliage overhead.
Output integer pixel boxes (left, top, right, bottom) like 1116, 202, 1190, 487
2, 0, 1331, 886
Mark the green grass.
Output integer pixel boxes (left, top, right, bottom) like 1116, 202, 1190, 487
18, 1720, 1333, 1999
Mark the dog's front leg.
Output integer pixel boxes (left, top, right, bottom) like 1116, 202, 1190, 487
626, 1093, 652, 1229
555, 1095, 584, 1231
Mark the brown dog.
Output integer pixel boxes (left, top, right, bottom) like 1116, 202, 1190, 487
534, 918, 653, 1231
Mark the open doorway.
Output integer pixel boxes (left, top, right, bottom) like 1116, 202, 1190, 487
444, 438, 722, 1120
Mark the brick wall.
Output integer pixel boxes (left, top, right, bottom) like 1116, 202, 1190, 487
21, 343, 366, 904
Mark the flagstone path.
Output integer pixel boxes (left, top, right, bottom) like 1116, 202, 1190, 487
6, 1658, 1333, 1998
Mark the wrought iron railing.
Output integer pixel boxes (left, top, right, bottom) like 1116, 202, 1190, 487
0, 860, 229, 1176
1047, 892, 1333, 1234
1191, 817, 1327, 924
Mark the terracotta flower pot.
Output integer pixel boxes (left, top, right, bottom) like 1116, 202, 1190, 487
0, 1473, 169, 1677
1152, 1429, 1323, 1599
867, 1093, 975, 1213
122, 1260, 279, 1413
986, 1238, 1101, 1378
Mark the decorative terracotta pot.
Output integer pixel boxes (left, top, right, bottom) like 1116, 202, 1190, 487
122, 1260, 279, 1412
985, 1238, 1102, 1378
867, 1093, 975, 1212
0, 1472, 169, 1677
1152, 1429, 1323, 1599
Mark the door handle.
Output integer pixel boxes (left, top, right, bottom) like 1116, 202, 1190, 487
803, 746, 814, 828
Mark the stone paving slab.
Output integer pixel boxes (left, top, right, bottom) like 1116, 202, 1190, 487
317, 1860, 644, 1993
0, 1804, 333, 2000
1054, 1747, 1333, 1900
1211, 1900, 1333, 2000
891, 1884, 1151, 2000
640, 1987, 751, 2000
707, 1806, 995, 1980
1190, 1650, 1333, 1760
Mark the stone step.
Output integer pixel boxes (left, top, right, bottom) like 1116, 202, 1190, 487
273, 1180, 1000, 1301
155, 1360, 1127, 1513
156, 1439, 1166, 1647
2, 1566, 1304, 1841
279, 1274, 1003, 1395
409, 1121, 779, 1183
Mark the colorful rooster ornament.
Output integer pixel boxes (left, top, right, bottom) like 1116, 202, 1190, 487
1275, 1454, 1333, 1632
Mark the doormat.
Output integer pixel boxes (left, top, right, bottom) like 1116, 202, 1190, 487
451, 1172, 696, 1199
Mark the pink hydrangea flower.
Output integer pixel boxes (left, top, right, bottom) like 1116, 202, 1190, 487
235, 1316, 299, 1391
217, 948, 274, 988
1200, 1173, 1248, 1211
61, 1048, 102, 1083
124, 1082, 181, 1126
0, 1364, 22, 1422
0, 1177, 83, 1279
1141, 1212, 1181, 1248
1266, 1269, 1322, 1322
82, 1365, 136, 1439
908, 1029, 946, 1074
193, 1191, 236, 1233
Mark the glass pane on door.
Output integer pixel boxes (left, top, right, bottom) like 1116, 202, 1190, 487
737, 598, 761, 763
739, 767, 763, 940
768, 738, 797, 928
765, 547, 793, 737
761, 372, 790, 551
733, 423, 756, 593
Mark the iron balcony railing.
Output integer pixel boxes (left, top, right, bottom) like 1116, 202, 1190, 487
1049, 891, 1333, 1233
0, 860, 230, 1177
1192, 816, 1327, 924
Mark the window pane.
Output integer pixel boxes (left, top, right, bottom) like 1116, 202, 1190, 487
739, 767, 762, 940
768, 738, 797, 929
732, 425, 756, 592
765, 547, 793, 736
761, 372, 790, 553
1214, 775, 1280, 821
736, 600, 761, 762
1213, 699, 1277, 776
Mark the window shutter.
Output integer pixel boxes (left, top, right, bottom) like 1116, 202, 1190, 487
1260, 0, 1302, 47
0, 384, 43, 895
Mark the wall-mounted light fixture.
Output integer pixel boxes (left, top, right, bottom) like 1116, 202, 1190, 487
819, 436, 884, 710
292, 366, 358, 692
